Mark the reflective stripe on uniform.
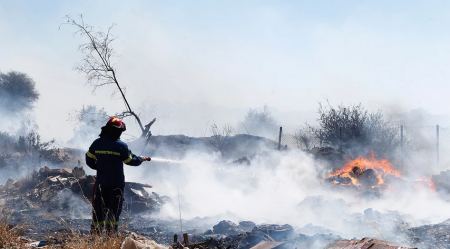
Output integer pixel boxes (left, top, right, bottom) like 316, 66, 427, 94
95, 150, 121, 156
86, 151, 97, 160
123, 155, 133, 163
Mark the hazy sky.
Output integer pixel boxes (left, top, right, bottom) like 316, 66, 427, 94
1, 0, 450, 142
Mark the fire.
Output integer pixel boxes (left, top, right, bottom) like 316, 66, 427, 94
414, 177, 437, 192
328, 153, 401, 187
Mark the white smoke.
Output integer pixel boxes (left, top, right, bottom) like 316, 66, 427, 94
125, 147, 450, 241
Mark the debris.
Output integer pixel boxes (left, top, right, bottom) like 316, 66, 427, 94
202, 222, 296, 248
252, 224, 294, 241
408, 218, 450, 248
28, 240, 47, 248
213, 220, 242, 235
0, 166, 167, 228
327, 154, 401, 189
121, 232, 169, 249
249, 241, 284, 249
232, 157, 251, 166
326, 237, 416, 249
238, 221, 256, 232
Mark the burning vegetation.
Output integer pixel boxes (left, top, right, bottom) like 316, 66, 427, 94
327, 153, 401, 189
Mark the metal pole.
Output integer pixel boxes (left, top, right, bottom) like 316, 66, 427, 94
278, 126, 283, 151
400, 125, 404, 167
400, 125, 404, 147
436, 124, 440, 167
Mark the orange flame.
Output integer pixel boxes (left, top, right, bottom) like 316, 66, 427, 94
329, 153, 401, 186
331, 154, 400, 177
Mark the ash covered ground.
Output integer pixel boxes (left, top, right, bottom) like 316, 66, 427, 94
1, 134, 450, 248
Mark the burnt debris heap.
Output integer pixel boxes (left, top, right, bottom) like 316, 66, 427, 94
0, 166, 166, 222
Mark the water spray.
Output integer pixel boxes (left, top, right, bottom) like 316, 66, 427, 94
149, 157, 184, 164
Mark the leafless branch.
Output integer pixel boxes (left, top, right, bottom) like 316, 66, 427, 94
64, 15, 155, 138
210, 123, 233, 154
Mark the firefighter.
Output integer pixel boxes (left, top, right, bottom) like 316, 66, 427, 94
85, 116, 151, 234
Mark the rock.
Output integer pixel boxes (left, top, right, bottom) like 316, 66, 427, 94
232, 157, 251, 166
72, 166, 86, 179
38, 166, 72, 178
213, 220, 241, 235
238, 221, 256, 232
121, 232, 169, 249
252, 224, 294, 241
28, 240, 47, 248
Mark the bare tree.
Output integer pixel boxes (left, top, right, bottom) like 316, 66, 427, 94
64, 15, 155, 140
210, 123, 233, 154
294, 127, 318, 151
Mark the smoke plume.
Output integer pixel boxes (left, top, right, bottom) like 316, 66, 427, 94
124, 145, 450, 244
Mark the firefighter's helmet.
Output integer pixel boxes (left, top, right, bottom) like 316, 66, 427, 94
105, 116, 126, 131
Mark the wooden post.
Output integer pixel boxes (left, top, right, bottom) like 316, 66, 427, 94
278, 126, 283, 151
129, 196, 132, 218
436, 124, 440, 167
183, 233, 189, 246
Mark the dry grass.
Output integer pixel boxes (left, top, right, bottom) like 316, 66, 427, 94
0, 220, 125, 249
55, 233, 125, 249
0, 221, 26, 249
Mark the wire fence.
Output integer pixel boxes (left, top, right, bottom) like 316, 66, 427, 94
274, 124, 450, 173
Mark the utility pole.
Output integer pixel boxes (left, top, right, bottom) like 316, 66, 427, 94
436, 124, 440, 168
278, 126, 283, 151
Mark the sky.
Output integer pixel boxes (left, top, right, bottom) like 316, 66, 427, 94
1, 0, 450, 143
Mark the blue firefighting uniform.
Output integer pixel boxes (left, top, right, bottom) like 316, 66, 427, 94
85, 137, 143, 233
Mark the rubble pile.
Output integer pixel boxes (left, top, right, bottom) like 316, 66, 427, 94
184, 218, 450, 248
194, 220, 338, 249
408, 219, 450, 248
0, 166, 166, 223
0, 166, 449, 248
